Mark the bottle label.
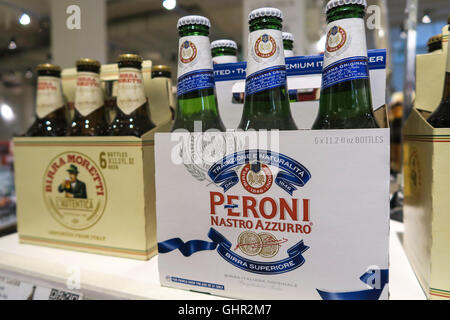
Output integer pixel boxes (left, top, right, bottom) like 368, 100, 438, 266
284, 49, 294, 58
177, 35, 215, 97
212, 55, 238, 64
245, 29, 286, 96
322, 18, 369, 89
36, 76, 65, 119
116, 68, 147, 114
74, 72, 104, 116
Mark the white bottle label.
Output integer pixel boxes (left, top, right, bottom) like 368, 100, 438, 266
116, 68, 146, 115
212, 55, 237, 64
36, 76, 65, 119
74, 72, 104, 116
322, 18, 369, 89
245, 29, 287, 96
284, 49, 294, 58
177, 35, 215, 97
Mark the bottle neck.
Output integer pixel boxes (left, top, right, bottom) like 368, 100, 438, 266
313, 5, 377, 129
152, 71, 171, 78
75, 71, 104, 116
36, 74, 65, 119
176, 25, 215, 98
283, 40, 293, 51
212, 47, 237, 64
247, 17, 284, 67
321, 6, 370, 90
116, 66, 147, 115
239, 17, 297, 130
212, 47, 237, 58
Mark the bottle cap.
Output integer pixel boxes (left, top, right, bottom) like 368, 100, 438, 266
76, 58, 101, 68
211, 39, 238, 50
117, 53, 143, 63
177, 15, 211, 29
248, 7, 283, 22
151, 65, 171, 73
282, 32, 294, 42
325, 0, 367, 14
36, 63, 61, 72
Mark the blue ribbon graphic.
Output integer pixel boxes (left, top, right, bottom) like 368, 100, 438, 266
208, 150, 311, 195
158, 228, 309, 275
317, 269, 389, 300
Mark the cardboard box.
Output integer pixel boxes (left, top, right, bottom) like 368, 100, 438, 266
403, 115, 450, 300
13, 57, 174, 259
155, 51, 390, 299
13, 120, 170, 260
403, 23, 450, 300
415, 25, 448, 113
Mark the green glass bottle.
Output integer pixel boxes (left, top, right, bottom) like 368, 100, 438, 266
312, 0, 379, 129
26, 64, 67, 136
427, 22, 450, 128
211, 39, 238, 64
238, 7, 298, 131
282, 32, 294, 58
171, 15, 226, 132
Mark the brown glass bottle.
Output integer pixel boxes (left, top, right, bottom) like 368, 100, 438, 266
26, 64, 67, 136
427, 34, 442, 53
108, 54, 156, 137
427, 25, 450, 128
68, 58, 109, 136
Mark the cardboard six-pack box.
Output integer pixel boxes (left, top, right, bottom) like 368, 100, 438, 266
155, 50, 390, 299
14, 60, 173, 260
403, 24, 450, 300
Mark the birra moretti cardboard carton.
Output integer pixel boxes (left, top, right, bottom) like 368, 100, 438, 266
403, 24, 450, 300
14, 61, 172, 260
155, 50, 390, 299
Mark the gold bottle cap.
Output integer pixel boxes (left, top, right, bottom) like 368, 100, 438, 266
76, 58, 101, 68
36, 63, 61, 72
117, 54, 143, 63
151, 65, 171, 73
427, 34, 442, 46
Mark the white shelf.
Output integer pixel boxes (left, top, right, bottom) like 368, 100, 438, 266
0, 220, 425, 300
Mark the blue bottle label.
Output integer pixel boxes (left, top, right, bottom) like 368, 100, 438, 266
177, 35, 215, 97
322, 18, 369, 89
245, 29, 287, 96
177, 69, 215, 96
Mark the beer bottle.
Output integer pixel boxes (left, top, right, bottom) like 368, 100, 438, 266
427, 34, 442, 53
108, 54, 156, 137
26, 64, 67, 136
282, 32, 294, 58
238, 7, 298, 130
171, 15, 226, 132
427, 23, 450, 128
151, 65, 175, 121
69, 58, 109, 136
312, 0, 379, 129
152, 65, 172, 79
211, 39, 238, 64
